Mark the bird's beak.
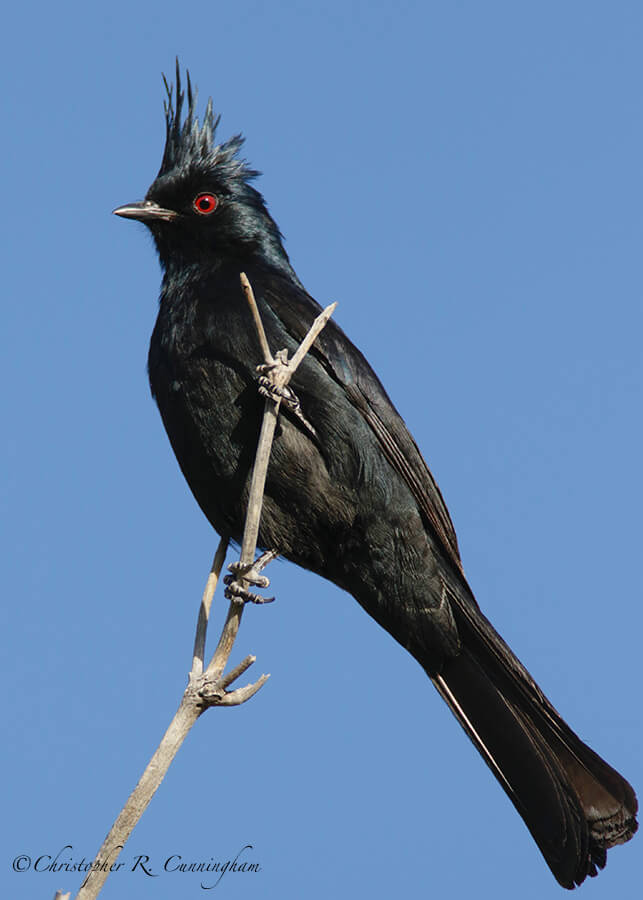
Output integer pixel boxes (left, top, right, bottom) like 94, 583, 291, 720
112, 200, 179, 223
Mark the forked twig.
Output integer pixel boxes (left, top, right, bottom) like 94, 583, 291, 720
232, 271, 336, 573
61, 274, 337, 900
208, 274, 336, 675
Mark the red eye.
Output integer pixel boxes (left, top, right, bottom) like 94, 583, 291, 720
193, 193, 218, 215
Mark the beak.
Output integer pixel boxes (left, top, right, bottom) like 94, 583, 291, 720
112, 200, 178, 223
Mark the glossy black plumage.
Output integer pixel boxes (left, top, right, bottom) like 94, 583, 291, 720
114, 66, 637, 888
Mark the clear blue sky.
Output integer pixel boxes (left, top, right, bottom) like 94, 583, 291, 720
2, 3, 641, 899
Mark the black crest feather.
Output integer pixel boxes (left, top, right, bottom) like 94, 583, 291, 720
158, 60, 259, 184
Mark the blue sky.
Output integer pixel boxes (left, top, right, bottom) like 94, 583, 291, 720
2, 3, 641, 899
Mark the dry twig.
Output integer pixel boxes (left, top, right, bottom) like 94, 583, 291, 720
59, 274, 336, 900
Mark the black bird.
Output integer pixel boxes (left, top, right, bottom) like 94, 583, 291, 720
114, 66, 637, 888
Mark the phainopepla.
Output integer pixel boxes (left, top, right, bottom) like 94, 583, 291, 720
114, 65, 637, 888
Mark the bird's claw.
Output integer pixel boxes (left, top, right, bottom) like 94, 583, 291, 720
224, 551, 278, 604
257, 355, 317, 437
223, 579, 274, 604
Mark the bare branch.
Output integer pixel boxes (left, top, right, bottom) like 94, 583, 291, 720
204, 598, 246, 682
210, 277, 337, 673
240, 271, 273, 365
226, 274, 337, 602
213, 675, 270, 706
63, 274, 337, 900
289, 301, 338, 371
219, 653, 258, 688
192, 535, 229, 676
75, 695, 202, 900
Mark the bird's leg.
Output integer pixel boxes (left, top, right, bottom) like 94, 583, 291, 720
223, 548, 279, 604
257, 349, 317, 437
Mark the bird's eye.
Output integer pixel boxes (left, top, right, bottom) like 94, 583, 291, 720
193, 193, 219, 215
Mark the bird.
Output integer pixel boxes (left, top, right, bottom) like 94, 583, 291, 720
114, 64, 637, 888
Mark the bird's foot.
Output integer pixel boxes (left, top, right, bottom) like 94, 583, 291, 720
257, 351, 317, 437
223, 549, 279, 604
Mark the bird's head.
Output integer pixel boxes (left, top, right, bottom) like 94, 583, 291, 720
114, 63, 290, 274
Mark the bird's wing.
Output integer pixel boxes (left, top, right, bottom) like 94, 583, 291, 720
261, 280, 463, 575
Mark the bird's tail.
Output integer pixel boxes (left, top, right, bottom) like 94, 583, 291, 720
428, 602, 637, 888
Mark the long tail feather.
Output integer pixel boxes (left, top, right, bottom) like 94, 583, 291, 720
428, 606, 637, 888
